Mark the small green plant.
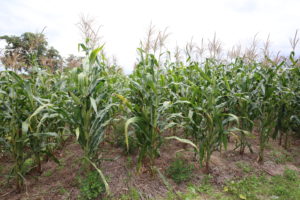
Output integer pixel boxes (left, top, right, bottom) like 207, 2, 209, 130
283, 168, 298, 181
180, 185, 199, 199
79, 171, 106, 200
197, 175, 213, 194
223, 169, 300, 200
166, 156, 194, 184
58, 186, 68, 195
270, 169, 300, 199
119, 187, 140, 200
43, 169, 53, 177
224, 175, 266, 200
22, 158, 34, 174
271, 150, 293, 164
165, 181, 229, 200
236, 161, 253, 173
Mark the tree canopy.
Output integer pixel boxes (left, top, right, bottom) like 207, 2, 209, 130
0, 32, 62, 72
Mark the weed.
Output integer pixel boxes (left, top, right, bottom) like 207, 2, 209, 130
223, 169, 300, 200
23, 158, 34, 173
236, 161, 253, 173
58, 186, 68, 195
283, 168, 298, 181
43, 169, 53, 177
166, 156, 194, 184
224, 175, 266, 200
197, 175, 213, 194
119, 187, 140, 200
269, 169, 300, 200
271, 150, 293, 164
78, 170, 106, 200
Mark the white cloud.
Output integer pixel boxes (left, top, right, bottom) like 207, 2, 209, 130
0, 0, 299, 73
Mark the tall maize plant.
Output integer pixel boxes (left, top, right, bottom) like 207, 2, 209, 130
123, 49, 163, 167
288, 53, 300, 136
0, 69, 64, 192
255, 60, 282, 163
64, 44, 119, 194
273, 52, 300, 148
173, 60, 239, 172
117, 49, 179, 169
225, 59, 260, 155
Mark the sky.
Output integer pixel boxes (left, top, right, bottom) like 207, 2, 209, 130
0, 0, 299, 73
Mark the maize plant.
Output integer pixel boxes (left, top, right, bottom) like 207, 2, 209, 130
66, 45, 117, 159
117, 49, 180, 169
174, 60, 239, 172
0, 29, 300, 196
0, 70, 63, 192
273, 52, 300, 148
255, 65, 278, 163
224, 59, 260, 155
63, 44, 121, 194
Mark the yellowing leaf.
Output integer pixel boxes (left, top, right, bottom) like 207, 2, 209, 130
223, 186, 229, 192
165, 136, 198, 151
75, 127, 80, 141
90, 97, 97, 114
239, 194, 247, 200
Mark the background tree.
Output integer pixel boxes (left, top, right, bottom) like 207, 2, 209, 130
40, 47, 63, 72
65, 54, 83, 69
0, 31, 62, 72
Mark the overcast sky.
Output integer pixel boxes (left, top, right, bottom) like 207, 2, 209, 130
0, 0, 299, 73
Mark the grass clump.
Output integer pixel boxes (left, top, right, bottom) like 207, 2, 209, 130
224, 169, 300, 200
270, 169, 300, 200
166, 156, 194, 184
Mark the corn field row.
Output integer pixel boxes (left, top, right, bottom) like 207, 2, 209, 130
0, 38, 300, 195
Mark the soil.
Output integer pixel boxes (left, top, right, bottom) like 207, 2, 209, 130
0, 132, 299, 200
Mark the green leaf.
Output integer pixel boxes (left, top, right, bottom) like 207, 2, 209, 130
85, 157, 110, 195
45, 151, 60, 165
223, 113, 240, 126
199, 69, 213, 84
28, 104, 52, 122
78, 43, 88, 52
69, 92, 82, 105
223, 75, 231, 91
89, 46, 104, 65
